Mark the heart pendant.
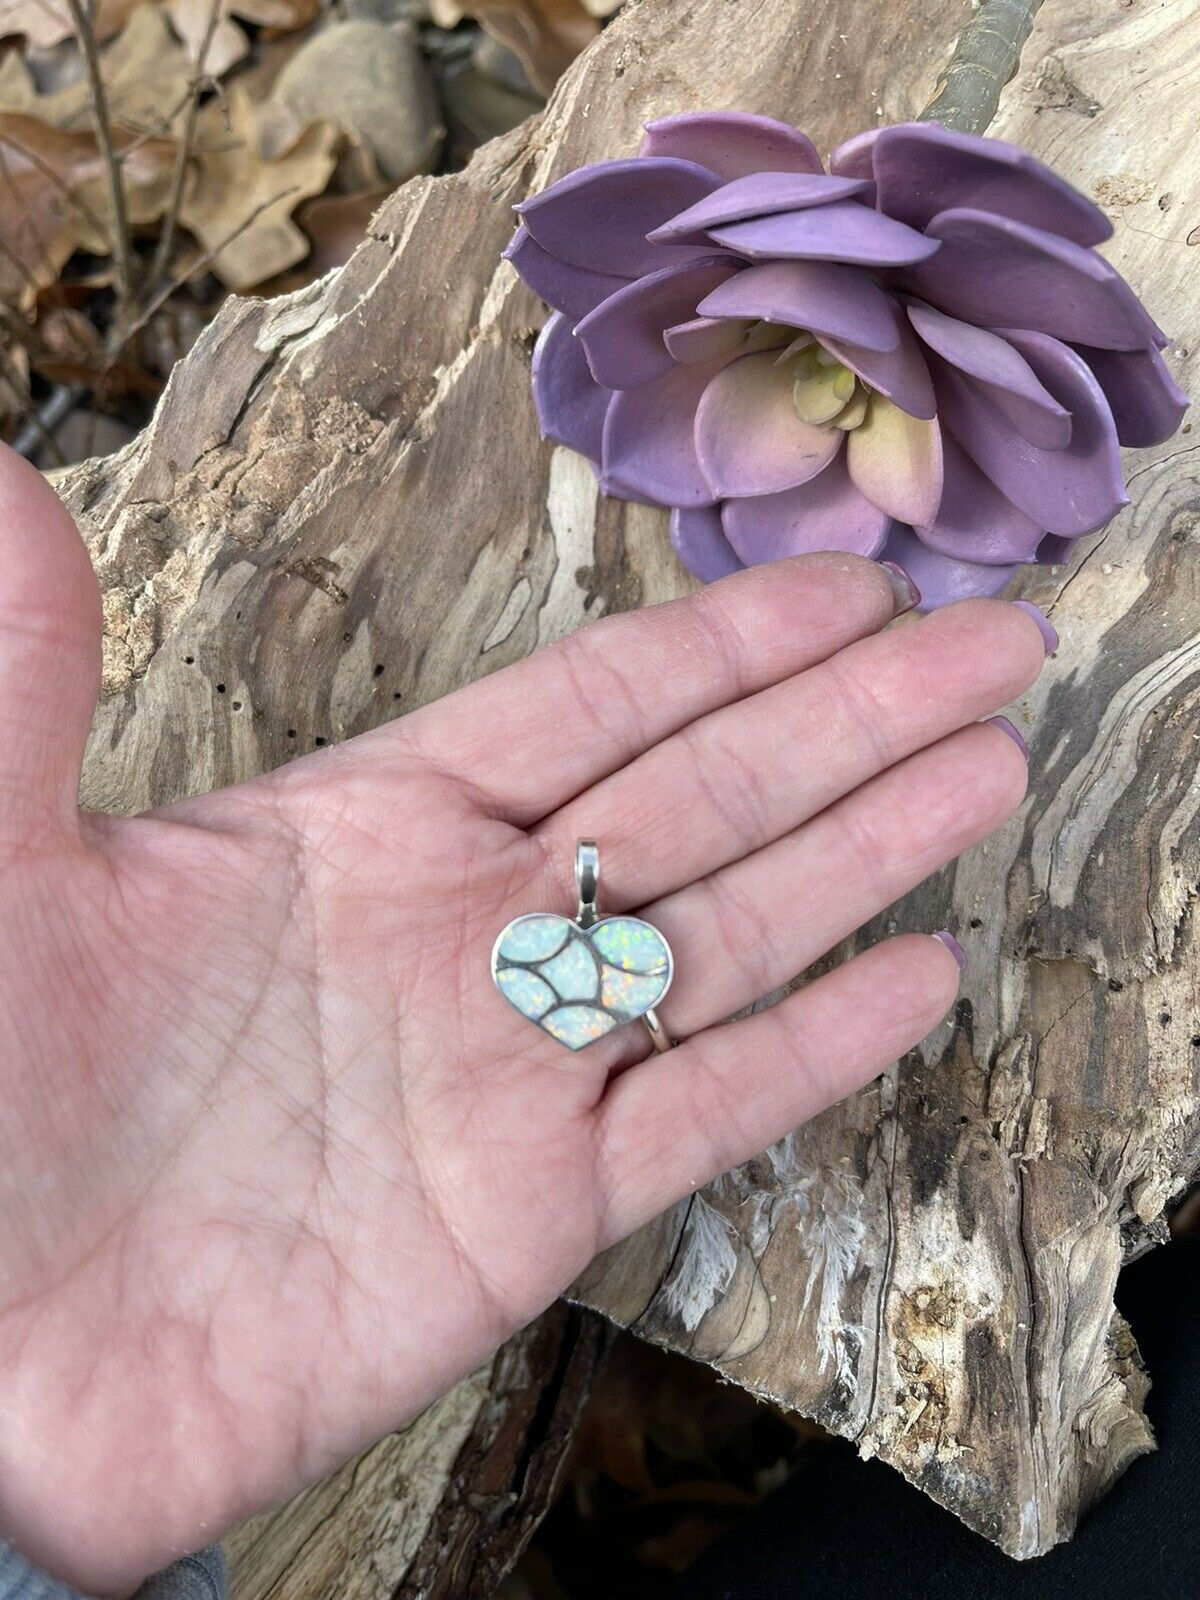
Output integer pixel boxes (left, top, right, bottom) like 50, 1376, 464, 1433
491, 911, 673, 1051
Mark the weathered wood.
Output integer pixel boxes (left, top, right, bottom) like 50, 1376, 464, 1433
55, 0, 1198, 1572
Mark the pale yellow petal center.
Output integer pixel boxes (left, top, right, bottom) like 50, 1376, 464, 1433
740, 321, 871, 434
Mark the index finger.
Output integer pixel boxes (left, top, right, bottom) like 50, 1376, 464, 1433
395, 554, 918, 824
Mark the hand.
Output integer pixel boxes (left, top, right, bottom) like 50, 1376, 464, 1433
0, 445, 1045, 1590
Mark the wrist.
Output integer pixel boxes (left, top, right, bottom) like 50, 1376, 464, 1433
0, 1538, 89, 1599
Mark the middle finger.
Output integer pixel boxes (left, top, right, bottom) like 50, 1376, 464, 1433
534, 596, 1049, 909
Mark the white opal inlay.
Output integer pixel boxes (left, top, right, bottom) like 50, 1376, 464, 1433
542, 1005, 618, 1049
496, 915, 571, 964
539, 937, 600, 1001
591, 918, 671, 975
496, 967, 556, 1020
491, 910, 673, 1052
600, 964, 667, 1014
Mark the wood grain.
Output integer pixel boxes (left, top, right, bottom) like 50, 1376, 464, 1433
53, 0, 1198, 1575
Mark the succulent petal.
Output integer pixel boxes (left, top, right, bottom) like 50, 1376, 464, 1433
821, 300, 936, 419
517, 157, 721, 276
879, 523, 1018, 609
694, 351, 844, 499
907, 300, 1071, 449
504, 225, 632, 322
647, 171, 873, 242
576, 256, 741, 389
722, 453, 889, 562
670, 505, 745, 581
698, 259, 900, 353
916, 433, 1044, 564
908, 208, 1163, 351
709, 199, 940, 266
640, 112, 824, 181
866, 122, 1112, 245
1071, 342, 1189, 447
933, 330, 1126, 536
846, 394, 944, 526
664, 316, 754, 365
532, 312, 609, 463
602, 358, 730, 508
792, 355, 857, 425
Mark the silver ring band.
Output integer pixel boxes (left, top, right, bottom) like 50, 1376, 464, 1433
642, 1007, 673, 1052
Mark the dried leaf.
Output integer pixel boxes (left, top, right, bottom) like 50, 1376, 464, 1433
0, 49, 35, 113
37, 303, 102, 363
209, 25, 306, 98
30, 305, 154, 394
0, 333, 30, 428
0, 111, 173, 303
235, 0, 320, 29
431, 0, 597, 95
164, 0, 320, 74
295, 186, 387, 274
252, 187, 388, 295
0, 8, 192, 136
472, 32, 536, 96
178, 85, 338, 291
163, 0, 250, 76
270, 19, 442, 182
0, 0, 139, 51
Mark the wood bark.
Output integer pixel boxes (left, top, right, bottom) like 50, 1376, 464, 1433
54, 0, 1199, 1573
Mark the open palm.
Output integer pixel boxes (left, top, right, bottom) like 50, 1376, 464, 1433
0, 447, 1047, 1590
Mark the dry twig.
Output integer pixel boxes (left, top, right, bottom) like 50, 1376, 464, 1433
114, 185, 297, 350
65, 0, 135, 310
149, 0, 223, 292
0, 344, 66, 463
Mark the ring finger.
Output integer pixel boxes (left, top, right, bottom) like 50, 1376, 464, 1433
647, 714, 1029, 1038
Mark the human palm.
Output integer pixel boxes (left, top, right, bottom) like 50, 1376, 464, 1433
0, 447, 1047, 1590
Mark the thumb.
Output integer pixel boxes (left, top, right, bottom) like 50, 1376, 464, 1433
0, 443, 101, 853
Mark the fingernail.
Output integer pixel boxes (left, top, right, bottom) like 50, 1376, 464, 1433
879, 560, 921, 615
1013, 599, 1059, 655
932, 930, 966, 970
986, 714, 1031, 762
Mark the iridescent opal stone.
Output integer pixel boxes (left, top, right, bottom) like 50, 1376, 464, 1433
491, 912, 673, 1051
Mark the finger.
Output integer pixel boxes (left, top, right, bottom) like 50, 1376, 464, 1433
651, 717, 1028, 1037
536, 597, 1047, 911
391, 555, 915, 822
595, 933, 962, 1244
0, 445, 101, 852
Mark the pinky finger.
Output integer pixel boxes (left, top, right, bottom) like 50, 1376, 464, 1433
595, 933, 962, 1247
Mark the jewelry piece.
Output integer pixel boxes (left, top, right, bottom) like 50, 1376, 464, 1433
491, 840, 674, 1053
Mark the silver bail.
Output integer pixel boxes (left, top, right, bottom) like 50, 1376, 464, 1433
575, 839, 600, 928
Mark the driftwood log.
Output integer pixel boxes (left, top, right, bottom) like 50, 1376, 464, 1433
56, 0, 1199, 1580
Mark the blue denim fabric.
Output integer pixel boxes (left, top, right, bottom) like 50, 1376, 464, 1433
0, 1543, 225, 1600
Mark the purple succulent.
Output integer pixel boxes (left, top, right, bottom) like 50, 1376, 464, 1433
505, 112, 1186, 607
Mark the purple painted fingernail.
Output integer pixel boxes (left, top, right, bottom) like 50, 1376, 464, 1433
1013, 600, 1059, 655
879, 560, 921, 615
986, 714, 1031, 762
932, 930, 967, 970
